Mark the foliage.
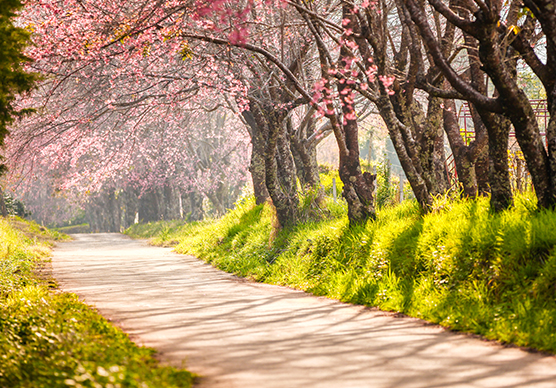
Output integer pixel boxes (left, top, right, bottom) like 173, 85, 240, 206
517, 68, 546, 101
374, 160, 398, 208
53, 223, 90, 234
127, 192, 556, 353
0, 218, 194, 387
127, 219, 191, 247
3, 192, 30, 217
0, 0, 37, 149
319, 162, 402, 210
318, 165, 343, 199
5, 0, 556, 232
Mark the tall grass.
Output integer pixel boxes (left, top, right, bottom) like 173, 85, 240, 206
0, 217, 193, 388
127, 191, 556, 353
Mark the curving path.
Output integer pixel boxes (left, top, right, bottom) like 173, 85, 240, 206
52, 233, 556, 388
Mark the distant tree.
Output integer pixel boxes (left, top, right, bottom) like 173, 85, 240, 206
0, 0, 36, 216
0, 0, 36, 151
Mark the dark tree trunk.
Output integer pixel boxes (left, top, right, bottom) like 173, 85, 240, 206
443, 100, 478, 197
288, 116, 323, 199
276, 122, 298, 201
427, 98, 450, 195
245, 98, 300, 227
351, 1, 449, 211
443, 99, 490, 198
264, 107, 299, 227
0, 187, 7, 217
475, 149, 491, 195
182, 190, 204, 221
243, 109, 270, 205
162, 184, 177, 220
469, 102, 491, 196
390, 90, 449, 199
474, 9, 555, 208
138, 190, 160, 223
477, 109, 513, 211
106, 188, 120, 232
521, 0, 556, 203
335, 105, 377, 225
336, 111, 376, 225
377, 96, 432, 210
333, 9, 376, 225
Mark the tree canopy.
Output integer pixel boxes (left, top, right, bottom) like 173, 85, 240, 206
2, 0, 556, 228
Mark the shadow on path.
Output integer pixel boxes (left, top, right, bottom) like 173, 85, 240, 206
52, 233, 556, 388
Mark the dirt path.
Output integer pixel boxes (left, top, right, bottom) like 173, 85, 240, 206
51, 233, 556, 388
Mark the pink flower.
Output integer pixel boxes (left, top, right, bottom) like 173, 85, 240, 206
378, 75, 395, 88
229, 27, 249, 46
345, 111, 357, 121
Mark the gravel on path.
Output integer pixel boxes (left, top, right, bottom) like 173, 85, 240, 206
52, 233, 556, 388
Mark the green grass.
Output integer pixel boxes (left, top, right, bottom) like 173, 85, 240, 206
126, 192, 556, 354
0, 217, 194, 388
54, 223, 90, 234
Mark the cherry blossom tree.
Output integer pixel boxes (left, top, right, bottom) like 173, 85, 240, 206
9, 0, 555, 228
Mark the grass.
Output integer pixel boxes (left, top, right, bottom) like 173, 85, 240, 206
54, 223, 90, 234
126, 191, 556, 354
0, 216, 194, 388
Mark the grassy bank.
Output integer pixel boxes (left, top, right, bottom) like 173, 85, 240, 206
0, 217, 193, 388
127, 192, 556, 354
54, 223, 90, 234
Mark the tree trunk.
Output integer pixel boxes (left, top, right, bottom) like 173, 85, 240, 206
206, 182, 227, 217
182, 190, 204, 221
334, 12, 376, 225
418, 96, 448, 195
264, 108, 299, 227
243, 109, 270, 205
288, 116, 323, 199
336, 114, 376, 224
477, 109, 513, 211
276, 122, 298, 201
443, 100, 478, 197
105, 188, 120, 232
0, 187, 7, 217
335, 114, 376, 225
475, 148, 491, 195
469, 102, 491, 196
475, 14, 554, 208
139, 190, 160, 223
377, 96, 432, 210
